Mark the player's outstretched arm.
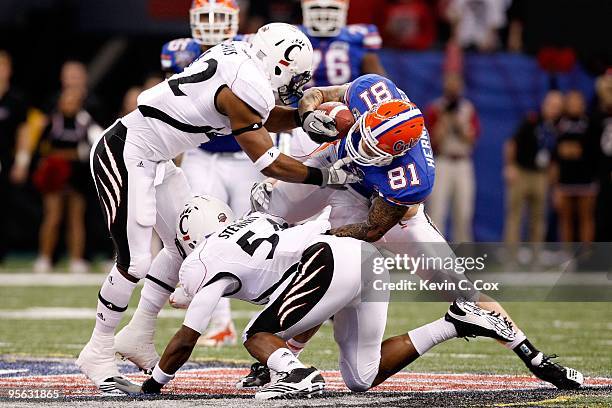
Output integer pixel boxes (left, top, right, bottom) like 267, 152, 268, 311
141, 279, 232, 394
298, 85, 350, 116
263, 106, 300, 133
218, 87, 355, 187
361, 53, 386, 76
330, 197, 408, 242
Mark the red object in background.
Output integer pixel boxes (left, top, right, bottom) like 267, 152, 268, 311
537, 47, 577, 73
149, 0, 191, 20
382, 0, 436, 50
347, 0, 387, 26
33, 156, 72, 194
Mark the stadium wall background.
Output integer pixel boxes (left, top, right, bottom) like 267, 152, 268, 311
0, 0, 605, 254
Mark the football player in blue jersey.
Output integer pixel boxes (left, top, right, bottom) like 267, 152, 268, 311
289, 0, 387, 158
241, 73, 584, 391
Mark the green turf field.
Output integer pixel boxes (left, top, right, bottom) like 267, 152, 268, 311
0, 285, 610, 378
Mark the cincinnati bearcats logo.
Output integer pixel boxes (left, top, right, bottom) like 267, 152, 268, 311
218, 213, 227, 223
284, 43, 303, 62
178, 208, 192, 235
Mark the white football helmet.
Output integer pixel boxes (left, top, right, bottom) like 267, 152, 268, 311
302, 0, 349, 37
190, 0, 240, 46
175, 195, 235, 257
250, 23, 313, 105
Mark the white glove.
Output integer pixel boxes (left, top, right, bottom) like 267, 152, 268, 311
250, 181, 274, 213
320, 157, 362, 188
169, 286, 191, 309
302, 110, 339, 143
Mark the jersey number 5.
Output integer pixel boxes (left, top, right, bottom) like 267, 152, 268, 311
168, 58, 218, 96
388, 163, 420, 190
236, 231, 279, 260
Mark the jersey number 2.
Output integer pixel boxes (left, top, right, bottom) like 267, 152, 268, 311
168, 58, 218, 96
388, 163, 420, 190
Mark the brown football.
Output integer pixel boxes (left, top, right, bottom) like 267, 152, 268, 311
315, 101, 356, 139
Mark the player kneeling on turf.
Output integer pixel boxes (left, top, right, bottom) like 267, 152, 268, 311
119, 198, 517, 399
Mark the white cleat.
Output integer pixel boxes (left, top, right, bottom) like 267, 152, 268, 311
255, 367, 325, 400
76, 331, 129, 395
114, 310, 160, 373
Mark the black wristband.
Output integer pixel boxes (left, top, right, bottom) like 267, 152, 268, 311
294, 109, 303, 127
142, 377, 163, 394
303, 166, 324, 186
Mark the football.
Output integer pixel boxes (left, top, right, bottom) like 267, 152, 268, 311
315, 101, 356, 139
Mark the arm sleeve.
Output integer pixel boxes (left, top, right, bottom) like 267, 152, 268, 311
230, 61, 275, 123
183, 277, 236, 334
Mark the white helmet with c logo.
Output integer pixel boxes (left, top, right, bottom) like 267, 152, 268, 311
250, 23, 314, 105
175, 195, 235, 257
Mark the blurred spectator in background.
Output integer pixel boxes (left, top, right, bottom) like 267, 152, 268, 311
120, 86, 142, 117
426, 73, 479, 242
142, 73, 163, 91
32, 87, 102, 273
0, 50, 31, 264
506, 0, 525, 52
592, 71, 612, 241
445, 0, 511, 52
45, 61, 108, 126
504, 90, 563, 245
552, 91, 596, 243
381, 0, 437, 50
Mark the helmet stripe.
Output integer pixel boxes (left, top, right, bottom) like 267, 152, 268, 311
370, 110, 423, 138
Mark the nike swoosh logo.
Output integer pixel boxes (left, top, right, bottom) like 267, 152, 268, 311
308, 121, 322, 132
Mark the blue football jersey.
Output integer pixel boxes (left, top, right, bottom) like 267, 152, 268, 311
161, 38, 203, 74
337, 74, 436, 206
299, 24, 382, 87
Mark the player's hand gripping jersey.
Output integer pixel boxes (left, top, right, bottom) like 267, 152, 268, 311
180, 212, 331, 304
316, 74, 436, 206
300, 24, 382, 86
124, 41, 274, 162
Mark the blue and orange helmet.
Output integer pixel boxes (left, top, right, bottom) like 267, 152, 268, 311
190, 0, 240, 46
346, 99, 425, 166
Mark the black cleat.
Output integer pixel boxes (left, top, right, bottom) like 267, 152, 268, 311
528, 354, 584, 390
255, 367, 325, 400
236, 362, 271, 389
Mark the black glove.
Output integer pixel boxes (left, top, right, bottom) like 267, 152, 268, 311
141, 377, 163, 394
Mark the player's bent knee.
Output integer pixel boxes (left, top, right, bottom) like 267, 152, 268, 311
130, 254, 152, 280
344, 376, 372, 393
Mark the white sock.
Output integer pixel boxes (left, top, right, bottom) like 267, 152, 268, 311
267, 348, 306, 373
138, 248, 181, 315
286, 338, 307, 357
95, 265, 137, 334
504, 329, 527, 350
408, 318, 458, 355
210, 297, 232, 326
